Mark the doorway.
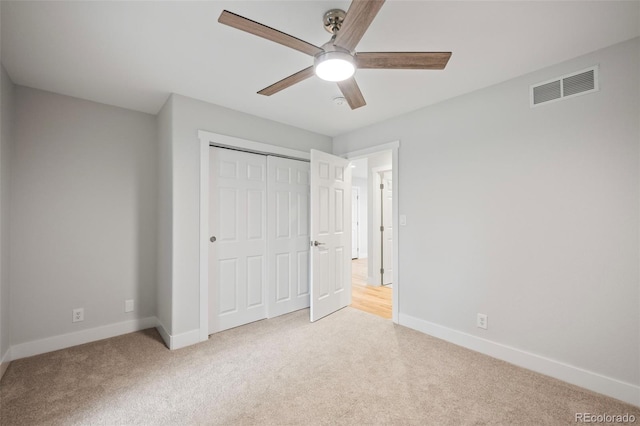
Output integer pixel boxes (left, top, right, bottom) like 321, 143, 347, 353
349, 151, 393, 319
198, 131, 399, 343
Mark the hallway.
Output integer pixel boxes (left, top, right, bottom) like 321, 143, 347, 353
350, 258, 392, 319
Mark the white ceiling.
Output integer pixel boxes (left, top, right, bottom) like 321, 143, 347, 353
2, 1, 638, 137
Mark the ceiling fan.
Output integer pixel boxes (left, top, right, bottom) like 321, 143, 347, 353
218, 0, 452, 110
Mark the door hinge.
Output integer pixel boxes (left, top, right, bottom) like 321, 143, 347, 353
380, 183, 384, 189
380, 225, 384, 232
380, 268, 384, 274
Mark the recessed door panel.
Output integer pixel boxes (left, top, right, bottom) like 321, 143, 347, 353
319, 187, 329, 235
219, 188, 237, 242
247, 163, 264, 181
334, 247, 344, 291
297, 170, 309, 185
218, 259, 238, 315
219, 160, 237, 179
318, 248, 329, 299
298, 193, 309, 237
297, 250, 309, 297
247, 255, 264, 308
335, 189, 344, 233
277, 167, 290, 183
276, 253, 291, 302
319, 162, 329, 179
247, 190, 264, 240
276, 191, 291, 239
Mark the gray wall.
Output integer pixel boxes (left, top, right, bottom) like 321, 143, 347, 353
165, 94, 332, 336
10, 87, 158, 344
0, 65, 14, 363
156, 96, 173, 335
333, 37, 640, 386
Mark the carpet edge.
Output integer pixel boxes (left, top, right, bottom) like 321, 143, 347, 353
9, 316, 158, 361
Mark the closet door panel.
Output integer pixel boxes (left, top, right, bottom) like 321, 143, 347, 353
267, 156, 311, 318
209, 148, 267, 334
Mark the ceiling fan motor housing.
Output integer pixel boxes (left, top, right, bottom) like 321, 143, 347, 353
323, 9, 346, 34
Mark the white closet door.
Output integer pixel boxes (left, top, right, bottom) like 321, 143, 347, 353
209, 147, 267, 334
267, 156, 310, 318
309, 149, 352, 322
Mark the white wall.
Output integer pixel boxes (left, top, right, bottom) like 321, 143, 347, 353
163, 94, 332, 341
156, 96, 173, 337
10, 87, 158, 346
334, 38, 640, 402
0, 65, 15, 373
352, 177, 368, 258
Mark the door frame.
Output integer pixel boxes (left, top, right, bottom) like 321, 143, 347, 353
198, 131, 310, 340
370, 165, 392, 286
351, 186, 360, 259
340, 141, 400, 323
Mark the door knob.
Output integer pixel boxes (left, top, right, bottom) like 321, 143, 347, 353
210, 236, 217, 243
313, 240, 325, 247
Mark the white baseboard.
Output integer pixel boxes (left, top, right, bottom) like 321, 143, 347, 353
10, 316, 158, 361
0, 348, 11, 382
156, 320, 171, 349
169, 328, 202, 350
155, 321, 202, 350
399, 313, 640, 407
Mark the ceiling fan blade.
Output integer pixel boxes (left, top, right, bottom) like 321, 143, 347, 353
334, 0, 385, 52
258, 66, 315, 96
356, 52, 452, 69
337, 77, 366, 109
219, 10, 323, 57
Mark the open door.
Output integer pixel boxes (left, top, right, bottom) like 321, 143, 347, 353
310, 149, 352, 322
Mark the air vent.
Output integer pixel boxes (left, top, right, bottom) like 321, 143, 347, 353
533, 80, 561, 105
530, 65, 599, 107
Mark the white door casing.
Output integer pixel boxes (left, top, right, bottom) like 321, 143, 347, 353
351, 187, 360, 259
310, 149, 352, 322
267, 156, 311, 318
209, 147, 267, 333
381, 171, 393, 285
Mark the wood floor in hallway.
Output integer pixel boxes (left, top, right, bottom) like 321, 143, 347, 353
351, 258, 392, 319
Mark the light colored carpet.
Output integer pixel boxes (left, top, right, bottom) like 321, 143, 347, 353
1, 307, 638, 425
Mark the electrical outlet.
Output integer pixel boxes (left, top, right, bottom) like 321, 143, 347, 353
125, 299, 134, 313
72, 308, 84, 323
477, 313, 488, 330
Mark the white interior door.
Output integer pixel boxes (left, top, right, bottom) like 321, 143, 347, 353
351, 187, 359, 259
267, 156, 310, 318
310, 149, 352, 322
209, 147, 267, 334
381, 171, 393, 285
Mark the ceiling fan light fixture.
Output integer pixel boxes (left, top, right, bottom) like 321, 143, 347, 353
314, 50, 355, 82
